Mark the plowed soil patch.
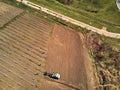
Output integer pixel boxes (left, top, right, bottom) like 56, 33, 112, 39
0, 2, 23, 27
44, 25, 88, 90
0, 14, 53, 90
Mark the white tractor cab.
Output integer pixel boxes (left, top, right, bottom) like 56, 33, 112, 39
43, 72, 60, 79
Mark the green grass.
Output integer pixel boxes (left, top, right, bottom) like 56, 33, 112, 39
101, 36, 120, 50
28, 0, 120, 33
28, 0, 103, 28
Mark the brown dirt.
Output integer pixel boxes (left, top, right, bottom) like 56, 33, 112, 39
0, 2, 23, 27
42, 25, 94, 90
0, 14, 53, 90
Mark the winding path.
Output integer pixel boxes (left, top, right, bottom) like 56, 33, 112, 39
16, 0, 120, 39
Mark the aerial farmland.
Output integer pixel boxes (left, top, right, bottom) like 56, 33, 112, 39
0, 2, 93, 90
0, 0, 120, 90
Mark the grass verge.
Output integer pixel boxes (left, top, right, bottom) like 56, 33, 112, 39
28, 0, 120, 33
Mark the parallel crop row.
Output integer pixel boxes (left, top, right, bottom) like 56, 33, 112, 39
0, 2, 23, 27
0, 14, 53, 90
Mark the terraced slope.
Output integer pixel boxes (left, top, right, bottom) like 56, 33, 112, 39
0, 2, 23, 27
0, 14, 54, 90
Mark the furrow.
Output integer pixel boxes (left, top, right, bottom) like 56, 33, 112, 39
0, 42, 44, 66
0, 32, 47, 58
0, 63, 35, 89
12, 19, 51, 36
16, 16, 52, 32
2, 28, 48, 51
0, 33, 47, 57
7, 24, 48, 45
0, 31, 47, 52
0, 74, 26, 90
22, 14, 53, 29
0, 47, 45, 73
0, 79, 16, 90
0, 58, 36, 85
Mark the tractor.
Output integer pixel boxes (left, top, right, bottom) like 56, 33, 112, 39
43, 72, 60, 79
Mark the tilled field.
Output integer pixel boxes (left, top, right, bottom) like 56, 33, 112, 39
0, 2, 23, 27
0, 2, 95, 90
0, 14, 54, 90
42, 25, 94, 90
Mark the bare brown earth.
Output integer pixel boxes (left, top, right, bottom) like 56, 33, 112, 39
42, 25, 94, 90
0, 2, 23, 27
0, 14, 53, 90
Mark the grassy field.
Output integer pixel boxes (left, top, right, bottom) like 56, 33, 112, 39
28, 0, 120, 33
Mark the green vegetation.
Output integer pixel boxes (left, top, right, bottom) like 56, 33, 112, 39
101, 36, 120, 49
86, 33, 120, 90
28, 0, 120, 33
57, 0, 73, 4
